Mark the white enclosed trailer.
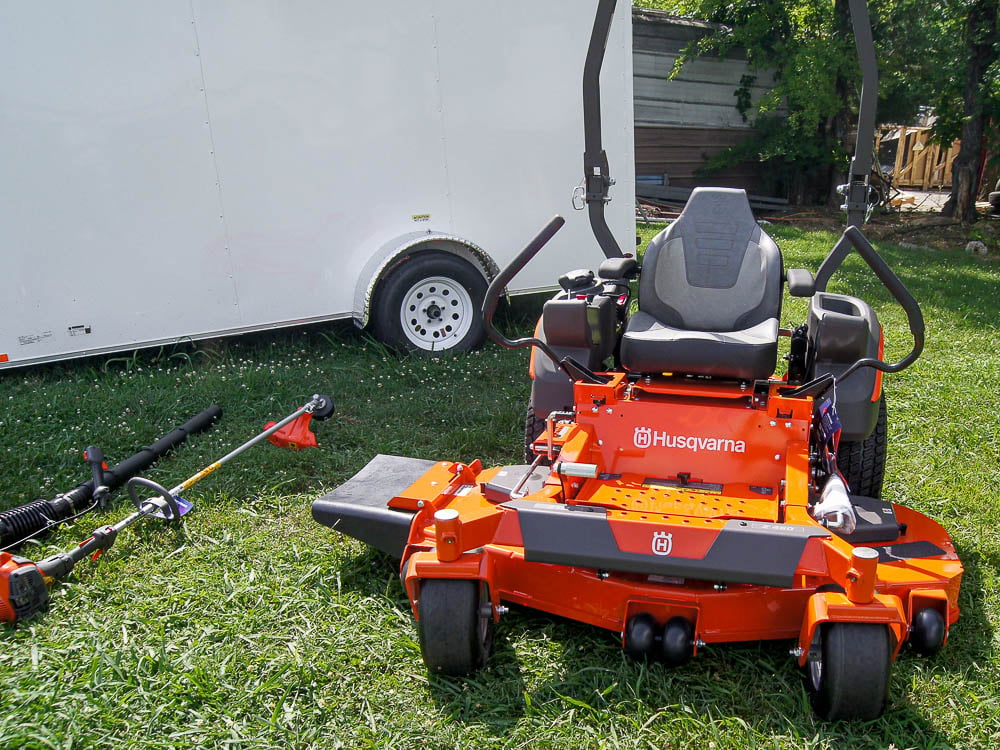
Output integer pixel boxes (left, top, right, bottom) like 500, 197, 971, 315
0, 1, 634, 369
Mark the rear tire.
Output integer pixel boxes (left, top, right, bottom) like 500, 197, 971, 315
371, 251, 487, 353
418, 579, 493, 675
523, 403, 545, 462
837, 396, 887, 498
807, 622, 891, 721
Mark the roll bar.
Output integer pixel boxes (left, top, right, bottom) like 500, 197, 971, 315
845, 0, 878, 228
581, 0, 624, 258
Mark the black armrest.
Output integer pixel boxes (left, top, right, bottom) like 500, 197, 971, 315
598, 257, 639, 280
558, 268, 596, 293
787, 268, 816, 297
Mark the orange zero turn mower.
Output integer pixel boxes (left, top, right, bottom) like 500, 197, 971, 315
313, 203, 962, 721
311, 0, 961, 722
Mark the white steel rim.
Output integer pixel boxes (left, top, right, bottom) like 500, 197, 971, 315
399, 276, 474, 350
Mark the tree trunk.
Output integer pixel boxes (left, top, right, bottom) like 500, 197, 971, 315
941, 0, 999, 224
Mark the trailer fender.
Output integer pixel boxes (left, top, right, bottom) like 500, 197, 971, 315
354, 232, 499, 329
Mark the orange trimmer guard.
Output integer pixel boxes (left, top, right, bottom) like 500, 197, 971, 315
265, 413, 317, 450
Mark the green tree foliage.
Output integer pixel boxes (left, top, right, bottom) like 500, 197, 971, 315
921, 1, 998, 143
635, 1, 868, 202
635, 0, 997, 211
869, 1, 956, 125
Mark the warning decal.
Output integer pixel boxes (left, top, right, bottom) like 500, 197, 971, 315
18, 331, 53, 346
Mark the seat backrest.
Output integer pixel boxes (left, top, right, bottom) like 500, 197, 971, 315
639, 188, 783, 332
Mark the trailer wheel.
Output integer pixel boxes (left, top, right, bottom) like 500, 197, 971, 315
806, 622, 891, 721
418, 579, 493, 675
837, 396, 887, 498
372, 251, 487, 353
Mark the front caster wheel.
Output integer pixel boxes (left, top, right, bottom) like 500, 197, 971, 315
909, 608, 946, 656
418, 579, 494, 675
806, 622, 891, 721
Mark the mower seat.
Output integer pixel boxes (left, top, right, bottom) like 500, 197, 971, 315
621, 188, 783, 380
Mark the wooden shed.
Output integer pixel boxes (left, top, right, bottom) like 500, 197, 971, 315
632, 9, 780, 204
877, 126, 961, 190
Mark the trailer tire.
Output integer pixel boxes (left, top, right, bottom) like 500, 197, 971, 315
837, 396, 887, 498
371, 251, 487, 353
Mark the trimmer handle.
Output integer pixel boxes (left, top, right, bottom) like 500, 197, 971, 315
127, 477, 181, 522
84, 445, 109, 507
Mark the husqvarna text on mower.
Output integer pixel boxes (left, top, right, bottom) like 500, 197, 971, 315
312, 0, 962, 721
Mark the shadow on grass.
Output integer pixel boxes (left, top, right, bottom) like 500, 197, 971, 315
811, 242, 998, 331
487, 614, 957, 746
939, 543, 997, 668
326, 533, 988, 745
423, 633, 529, 737
333, 546, 406, 600
332, 546, 530, 737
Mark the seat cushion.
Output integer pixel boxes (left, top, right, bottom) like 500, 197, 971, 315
621, 311, 779, 380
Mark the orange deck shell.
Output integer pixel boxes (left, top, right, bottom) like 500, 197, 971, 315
396, 375, 963, 663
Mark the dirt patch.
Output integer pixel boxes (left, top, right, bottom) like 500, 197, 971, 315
781, 210, 999, 256
864, 212, 999, 256
760, 206, 1000, 256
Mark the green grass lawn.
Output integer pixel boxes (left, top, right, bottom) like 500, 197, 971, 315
1, 224, 998, 749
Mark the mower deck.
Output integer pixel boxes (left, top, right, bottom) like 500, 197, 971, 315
313, 374, 962, 661
312, 454, 433, 558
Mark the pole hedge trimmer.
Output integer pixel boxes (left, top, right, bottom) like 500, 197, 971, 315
0, 406, 223, 551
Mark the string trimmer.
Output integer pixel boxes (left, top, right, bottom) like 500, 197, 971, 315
0, 393, 333, 624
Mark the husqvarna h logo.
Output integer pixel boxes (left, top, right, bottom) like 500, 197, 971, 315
634, 426, 653, 449
652, 531, 673, 556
